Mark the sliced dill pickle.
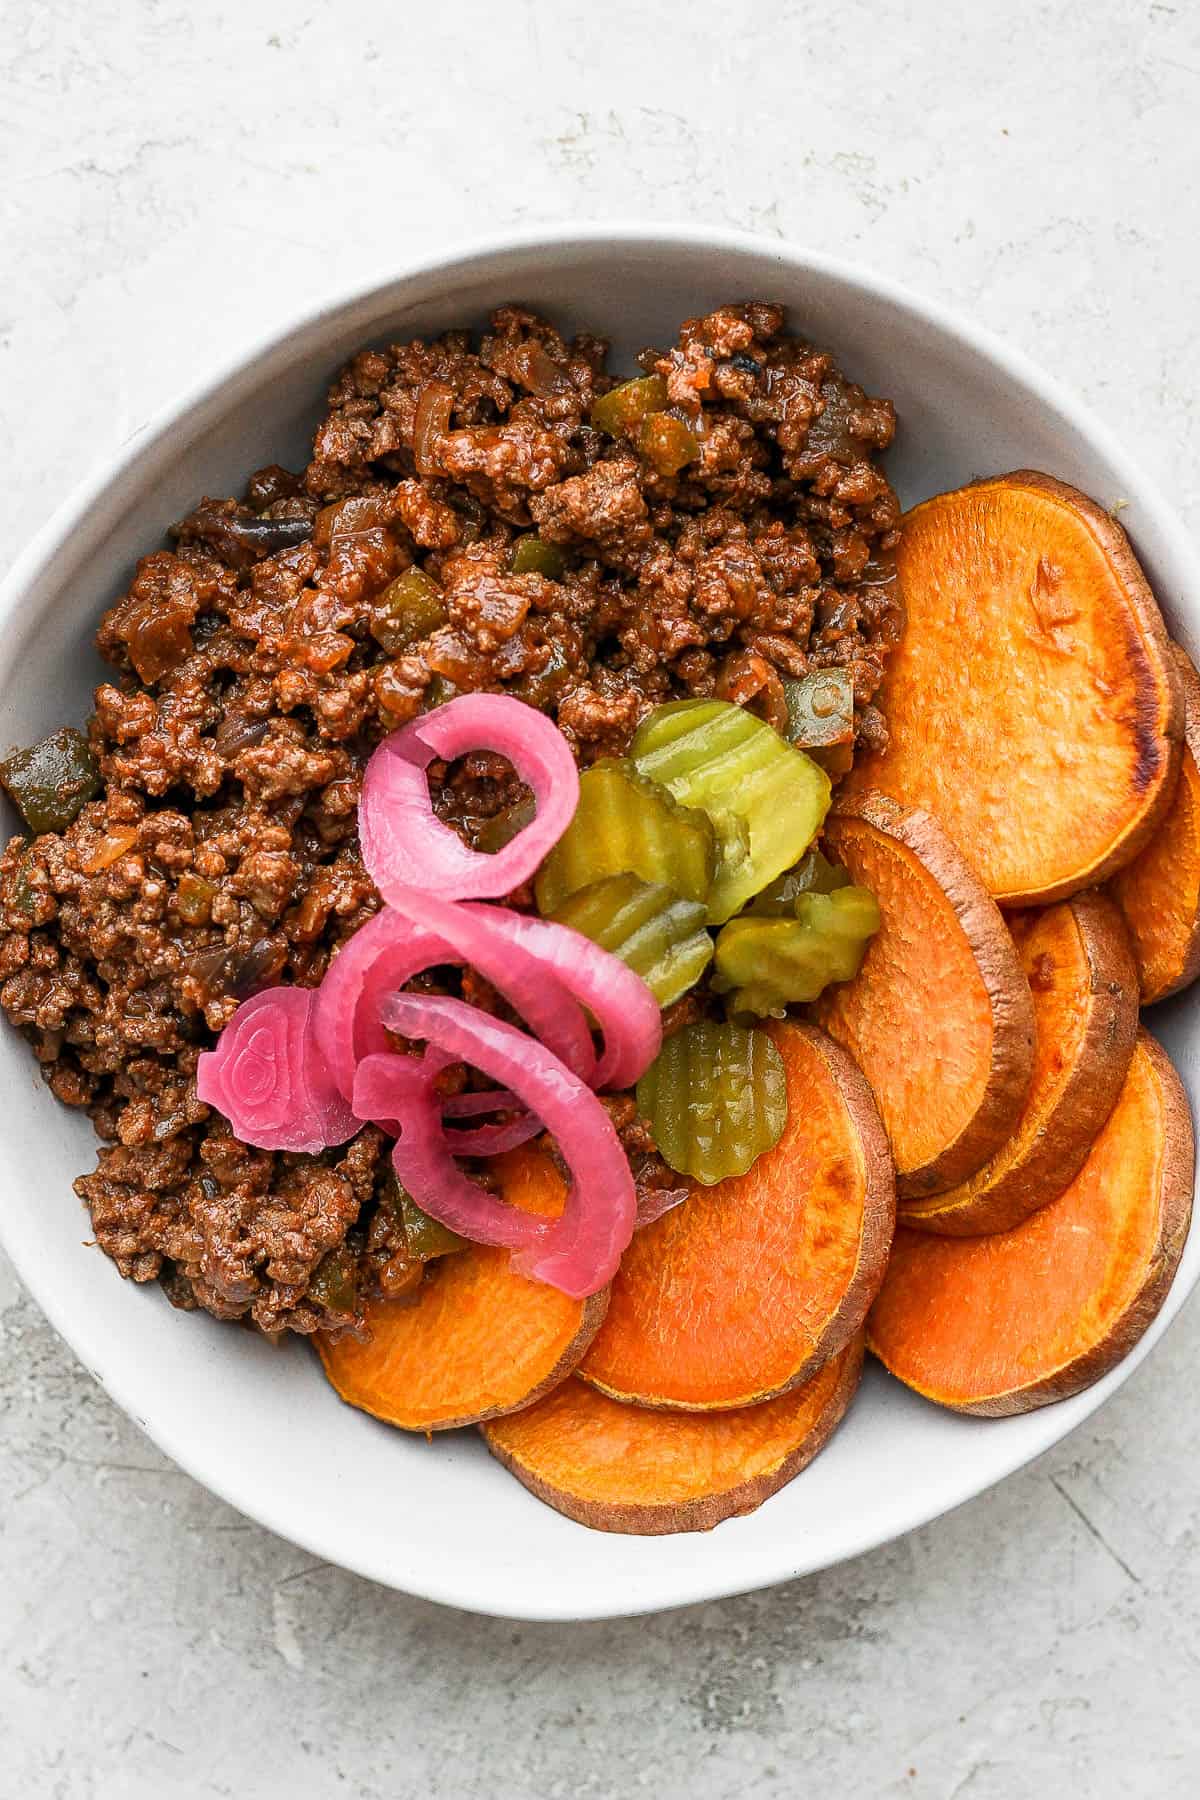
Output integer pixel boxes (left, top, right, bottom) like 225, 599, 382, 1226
630, 699, 831, 924
590, 375, 669, 436
747, 849, 851, 916
630, 697, 731, 759
549, 873, 713, 1006
636, 1020, 787, 1185
534, 758, 716, 916
706, 805, 753, 904
782, 668, 855, 774
713, 886, 881, 1017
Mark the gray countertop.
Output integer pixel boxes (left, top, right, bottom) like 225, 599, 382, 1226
2, 2, 1199, 1793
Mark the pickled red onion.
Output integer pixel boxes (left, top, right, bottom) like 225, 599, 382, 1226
635, 1185, 689, 1229
377, 1054, 541, 1157
312, 911, 449, 1105
441, 1112, 544, 1157
380, 885, 597, 1083
463, 907, 662, 1090
369, 994, 636, 1296
354, 1050, 545, 1251
200, 691, 667, 1297
314, 897, 596, 1098
196, 986, 357, 1154
329, 886, 659, 1101
441, 1087, 524, 1119
358, 693, 579, 904
439, 1087, 543, 1156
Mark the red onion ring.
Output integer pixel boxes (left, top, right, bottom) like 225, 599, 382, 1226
320, 1013, 539, 1159
313, 911, 448, 1107
358, 694, 579, 904
367, 994, 636, 1297
354, 1049, 546, 1251
196, 986, 356, 1154
441, 1088, 524, 1119
463, 906, 662, 1090
201, 694, 670, 1294
314, 898, 597, 1102
442, 1114, 544, 1157
634, 1186, 690, 1229
439, 1088, 543, 1156
380, 885, 597, 1083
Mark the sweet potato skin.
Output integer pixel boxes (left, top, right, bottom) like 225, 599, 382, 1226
316, 1154, 607, 1431
578, 1023, 894, 1411
483, 1334, 864, 1536
844, 471, 1184, 905
901, 892, 1139, 1236
1110, 643, 1200, 1004
817, 791, 1035, 1199
868, 1031, 1195, 1416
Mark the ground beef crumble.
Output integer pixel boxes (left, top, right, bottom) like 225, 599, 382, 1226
0, 302, 901, 1339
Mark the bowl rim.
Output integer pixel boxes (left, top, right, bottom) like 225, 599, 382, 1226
2, 220, 1198, 1620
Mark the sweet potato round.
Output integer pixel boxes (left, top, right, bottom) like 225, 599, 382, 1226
316, 1151, 607, 1432
578, 1022, 894, 1410
483, 1333, 864, 1536
901, 892, 1138, 1236
843, 472, 1184, 904
1110, 642, 1200, 1003
868, 1031, 1194, 1415
816, 791, 1035, 1199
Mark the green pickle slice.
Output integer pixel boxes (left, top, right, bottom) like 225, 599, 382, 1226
747, 848, 851, 916
630, 699, 831, 924
713, 886, 881, 1018
548, 873, 713, 1007
637, 1021, 788, 1185
534, 757, 717, 916
630, 697, 731, 758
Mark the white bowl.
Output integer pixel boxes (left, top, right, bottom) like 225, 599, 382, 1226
2, 226, 1198, 1622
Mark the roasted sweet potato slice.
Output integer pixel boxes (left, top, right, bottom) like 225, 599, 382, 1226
815, 791, 1035, 1198
843, 472, 1184, 904
902, 892, 1138, 1235
483, 1333, 864, 1535
1110, 643, 1200, 1003
869, 1031, 1194, 1415
577, 1021, 893, 1410
316, 1148, 606, 1432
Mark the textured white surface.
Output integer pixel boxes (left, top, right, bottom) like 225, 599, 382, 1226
2, 0, 1199, 1793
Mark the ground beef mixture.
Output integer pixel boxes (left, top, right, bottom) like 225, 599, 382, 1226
0, 302, 901, 1339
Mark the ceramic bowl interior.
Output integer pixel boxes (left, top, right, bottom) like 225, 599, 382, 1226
2, 228, 1198, 1620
